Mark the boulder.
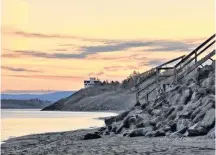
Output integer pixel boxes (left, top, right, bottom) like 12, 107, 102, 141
201, 77, 214, 88
151, 109, 161, 116
179, 89, 192, 105
111, 127, 116, 133
94, 131, 100, 135
175, 126, 187, 134
205, 96, 214, 106
168, 120, 177, 132
202, 96, 215, 107
190, 99, 202, 111
147, 108, 154, 115
163, 125, 171, 132
134, 101, 141, 107
193, 102, 213, 123
204, 76, 215, 94
191, 106, 202, 120
83, 133, 101, 140
129, 127, 153, 137
167, 111, 177, 120
179, 104, 193, 119
191, 92, 202, 101
169, 85, 181, 93
197, 66, 212, 81
169, 93, 181, 106
165, 107, 175, 118
145, 131, 155, 137
207, 127, 215, 139
145, 129, 166, 137
123, 132, 129, 137
187, 123, 208, 136
150, 116, 161, 126
141, 103, 147, 109
115, 123, 124, 134
153, 129, 165, 137
129, 129, 145, 137
183, 131, 189, 137
136, 120, 151, 128
111, 122, 118, 133
193, 111, 206, 124
186, 79, 195, 86
127, 116, 136, 127
176, 119, 193, 131
156, 121, 163, 129
165, 131, 172, 136
108, 125, 113, 130
200, 108, 215, 129
109, 132, 115, 136
177, 105, 184, 111
98, 127, 106, 132
152, 101, 162, 109
189, 83, 198, 94
104, 131, 110, 135
169, 132, 184, 138
104, 116, 116, 126
136, 122, 145, 128
135, 114, 145, 122
115, 110, 130, 122
179, 110, 192, 119
122, 116, 136, 128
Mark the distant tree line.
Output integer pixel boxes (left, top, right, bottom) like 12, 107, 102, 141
121, 70, 140, 89
94, 70, 140, 89
95, 79, 120, 86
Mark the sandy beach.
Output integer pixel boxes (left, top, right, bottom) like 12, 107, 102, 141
1, 128, 215, 155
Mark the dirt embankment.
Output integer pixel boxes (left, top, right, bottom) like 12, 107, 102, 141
42, 85, 136, 111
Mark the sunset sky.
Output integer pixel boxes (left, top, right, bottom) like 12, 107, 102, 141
1, 0, 215, 93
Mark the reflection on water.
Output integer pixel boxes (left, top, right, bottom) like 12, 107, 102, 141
1, 109, 117, 142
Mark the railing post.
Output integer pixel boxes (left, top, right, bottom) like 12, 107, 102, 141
195, 50, 197, 64
210, 58, 214, 62
136, 88, 139, 103
174, 67, 177, 84
156, 68, 159, 85
163, 84, 166, 92
146, 93, 148, 102
180, 57, 184, 71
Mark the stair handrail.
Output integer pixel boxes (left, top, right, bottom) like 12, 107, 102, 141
174, 34, 215, 69
180, 40, 215, 70
137, 34, 215, 102
135, 55, 185, 87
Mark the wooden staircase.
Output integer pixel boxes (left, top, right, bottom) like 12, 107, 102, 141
134, 34, 215, 103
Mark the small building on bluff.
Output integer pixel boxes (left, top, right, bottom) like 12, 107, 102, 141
84, 77, 100, 88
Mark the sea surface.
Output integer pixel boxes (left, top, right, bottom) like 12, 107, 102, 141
1, 109, 117, 142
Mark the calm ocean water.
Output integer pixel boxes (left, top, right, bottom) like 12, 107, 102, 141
1, 109, 117, 142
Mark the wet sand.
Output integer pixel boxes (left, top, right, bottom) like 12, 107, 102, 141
1, 129, 215, 155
